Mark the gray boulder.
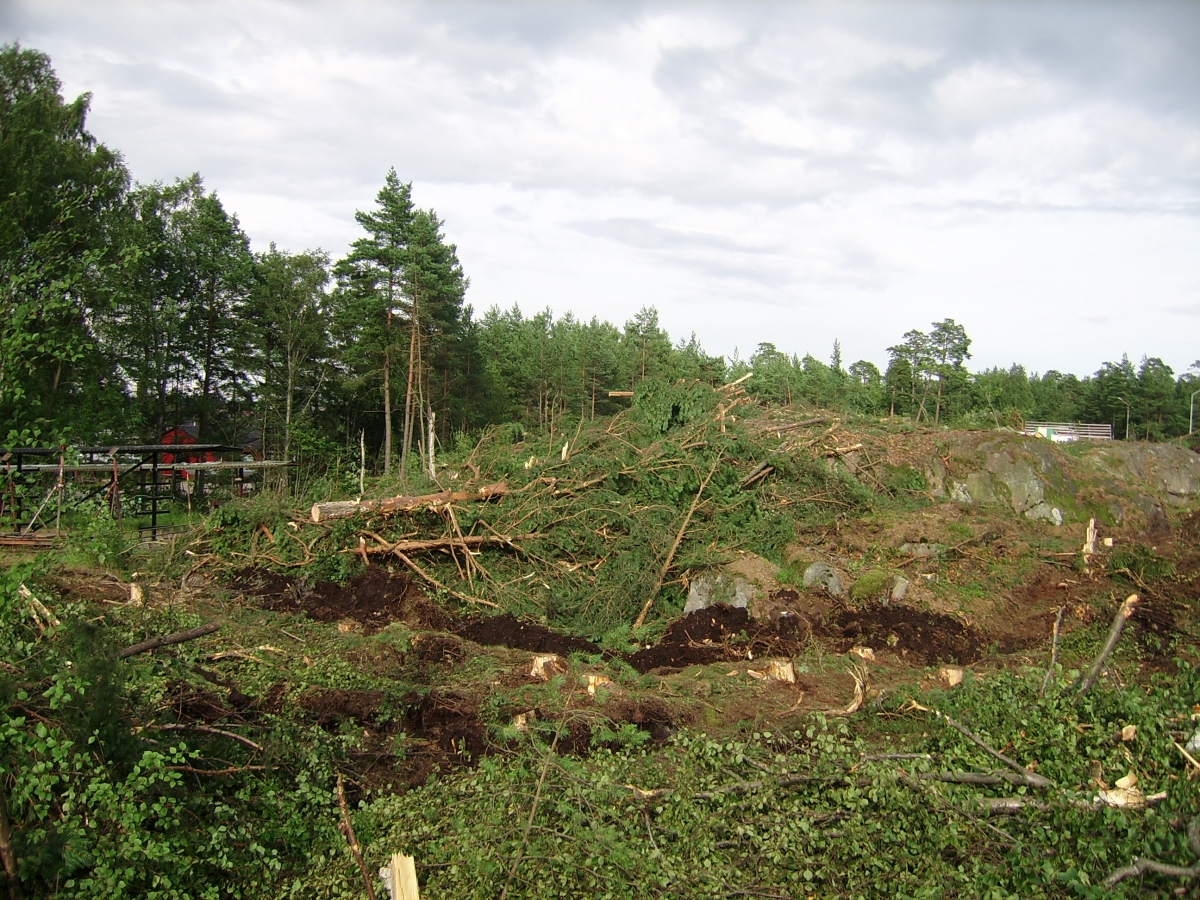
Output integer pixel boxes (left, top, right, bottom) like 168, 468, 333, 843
802, 562, 844, 598
684, 573, 754, 615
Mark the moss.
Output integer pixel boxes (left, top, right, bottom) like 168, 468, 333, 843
850, 568, 892, 602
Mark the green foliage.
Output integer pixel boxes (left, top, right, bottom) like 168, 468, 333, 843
0, 570, 351, 898
630, 379, 719, 434
1109, 544, 1175, 583
337, 668, 1200, 900
65, 503, 133, 572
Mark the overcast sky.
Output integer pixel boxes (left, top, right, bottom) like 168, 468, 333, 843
4, 1, 1198, 376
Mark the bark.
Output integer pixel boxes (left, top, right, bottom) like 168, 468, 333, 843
119, 622, 221, 658
400, 292, 419, 483
310, 481, 508, 523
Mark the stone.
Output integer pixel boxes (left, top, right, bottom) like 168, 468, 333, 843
964, 471, 996, 503
802, 562, 844, 597
924, 456, 947, 498
684, 573, 755, 615
898, 542, 947, 558
985, 453, 1044, 513
889, 575, 910, 603
1024, 502, 1063, 526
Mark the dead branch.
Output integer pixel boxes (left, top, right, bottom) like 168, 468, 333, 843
1039, 606, 1066, 697
740, 461, 775, 489
119, 622, 221, 659
1105, 816, 1200, 887
633, 455, 721, 630
144, 723, 263, 753
907, 701, 1053, 789
755, 416, 826, 435
1072, 594, 1138, 697
918, 771, 1034, 786
392, 551, 500, 609
336, 774, 378, 900
311, 481, 508, 523
166, 764, 268, 776
357, 534, 533, 556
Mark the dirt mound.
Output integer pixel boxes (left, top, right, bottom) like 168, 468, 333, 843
233, 566, 449, 633
299, 688, 385, 728
457, 613, 599, 656
599, 697, 685, 743
403, 690, 489, 762
821, 604, 983, 665
627, 606, 753, 673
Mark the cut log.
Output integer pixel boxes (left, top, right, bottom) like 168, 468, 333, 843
311, 482, 508, 523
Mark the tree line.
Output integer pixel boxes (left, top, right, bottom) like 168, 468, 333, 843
2, 45, 1196, 474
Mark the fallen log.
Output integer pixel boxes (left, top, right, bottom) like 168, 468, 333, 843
311, 482, 508, 523
119, 622, 220, 658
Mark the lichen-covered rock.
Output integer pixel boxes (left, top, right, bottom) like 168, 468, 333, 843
1085, 443, 1200, 505
684, 573, 755, 614
802, 562, 844, 597
1024, 502, 1063, 526
985, 453, 1044, 513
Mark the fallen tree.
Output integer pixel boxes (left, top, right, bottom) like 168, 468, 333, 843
311, 482, 508, 523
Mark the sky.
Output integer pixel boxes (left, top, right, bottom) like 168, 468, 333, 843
3, 1, 1199, 377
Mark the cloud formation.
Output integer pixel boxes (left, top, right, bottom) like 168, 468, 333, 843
4, 0, 1198, 374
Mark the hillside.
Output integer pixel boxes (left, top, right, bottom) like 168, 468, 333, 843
4, 386, 1200, 899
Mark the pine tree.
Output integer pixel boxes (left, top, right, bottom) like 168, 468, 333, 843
333, 169, 415, 474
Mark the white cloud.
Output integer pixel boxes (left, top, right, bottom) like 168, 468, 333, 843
3, 0, 1199, 376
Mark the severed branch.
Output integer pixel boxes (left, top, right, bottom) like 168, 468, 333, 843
907, 701, 1053, 789
356, 534, 532, 556
918, 771, 1036, 786
119, 622, 220, 659
166, 764, 268, 776
1039, 606, 1066, 697
740, 461, 775, 489
336, 774, 378, 900
143, 723, 263, 753
1072, 594, 1138, 698
311, 482, 507, 522
633, 455, 721, 630
1105, 816, 1200, 887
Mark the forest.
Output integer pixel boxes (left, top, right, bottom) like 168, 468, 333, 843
3, 43, 1198, 470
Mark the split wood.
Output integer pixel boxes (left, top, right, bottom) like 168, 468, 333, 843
633, 454, 721, 630
310, 481, 508, 523
1072, 594, 1138, 697
119, 622, 220, 659
337, 774, 378, 900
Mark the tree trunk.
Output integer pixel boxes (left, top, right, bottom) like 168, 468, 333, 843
382, 346, 392, 475
401, 294, 419, 484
